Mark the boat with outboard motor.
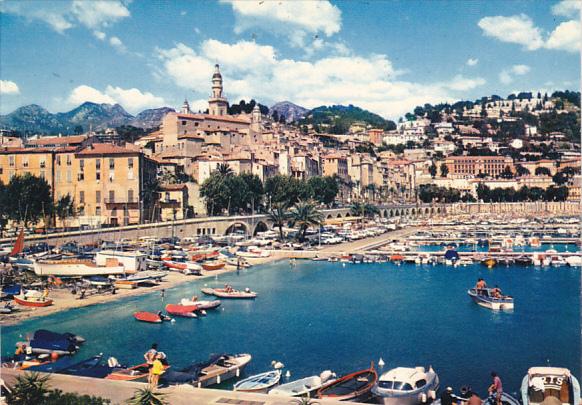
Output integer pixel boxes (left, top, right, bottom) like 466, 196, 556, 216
317, 363, 378, 402
233, 362, 284, 393
269, 370, 336, 397
133, 311, 172, 323
372, 366, 439, 405
521, 367, 580, 405
468, 287, 514, 311
161, 353, 252, 388
201, 285, 257, 299
165, 304, 200, 318
105, 362, 170, 382
180, 297, 221, 310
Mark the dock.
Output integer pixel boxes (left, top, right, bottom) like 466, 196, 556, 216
0, 368, 366, 405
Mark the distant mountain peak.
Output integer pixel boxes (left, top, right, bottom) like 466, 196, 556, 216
269, 101, 309, 123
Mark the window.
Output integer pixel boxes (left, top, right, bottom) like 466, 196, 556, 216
9, 156, 14, 167
78, 172, 84, 181
66, 169, 72, 183
79, 159, 84, 171
96, 172, 101, 181
96, 159, 101, 170
95, 206, 101, 216
39, 158, 46, 169
78, 206, 85, 216
96, 190, 101, 203
415, 380, 427, 389
66, 155, 72, 166
128, 189, 134, 202
128, 170, 134, 180
109, 190, 115, 203
79, 191, 85, 204
181, 120, 187, 125
109, 158, 115, 170
56, 155, 61, 166
128, 158, 134, 169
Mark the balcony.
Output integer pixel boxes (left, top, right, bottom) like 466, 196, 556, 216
104, 198, 140, 208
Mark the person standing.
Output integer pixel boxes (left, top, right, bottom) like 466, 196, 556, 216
160, 289, 165, 301
150, 353, 165, 389
441, 387, 455, 405
488, 372, 503, 405
144, 343, 158, 386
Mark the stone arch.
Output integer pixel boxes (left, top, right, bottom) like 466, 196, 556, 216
389, 209, 394, 217
224, 222, 250, 236
253, 221, 269, 235
425, 207, 430, 215
411, 208, 416, 215
336, 213, 343, 218
383, 209, 388, 218
326, 214, 333, 219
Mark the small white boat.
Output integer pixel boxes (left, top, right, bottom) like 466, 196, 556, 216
269, 370, 335, 397
180, 298, 221, 310
201, 286, 257, 299
521, 366, 580, 405
566, 256, 582, 267
233, 368, 282, 393
467, 288, 514, 311
372, 366, 439, 405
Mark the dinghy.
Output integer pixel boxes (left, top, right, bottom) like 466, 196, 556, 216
33, 329, 85, 345
201, 261, 226, 271
233, 368, 282, 393
133, 311, 168, 323
180, 298, 221, 310
201, 286, 257, 299
317, 363, 377, 402
162, 353, 252, 387
269, 370, 336, 397
165, 304, 199, 318
18, 337, 78, 355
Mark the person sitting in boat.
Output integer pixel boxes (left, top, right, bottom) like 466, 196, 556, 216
491, 286, 502, 298
488, 372, 503, 405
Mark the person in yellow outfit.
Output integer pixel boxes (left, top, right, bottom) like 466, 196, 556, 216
150, 353, 165, 389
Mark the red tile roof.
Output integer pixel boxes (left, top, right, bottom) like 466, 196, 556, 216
76, 143, 141, 156
27, 135, 88, 146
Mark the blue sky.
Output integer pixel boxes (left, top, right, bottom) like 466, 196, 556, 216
0, 0, 579, 119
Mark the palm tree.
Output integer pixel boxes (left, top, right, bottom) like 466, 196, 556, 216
126, 387, 167, 405
215, 163, 234, 177
6, 372, 51, 405
268, 203, 290, 240
289, 200, 322, 242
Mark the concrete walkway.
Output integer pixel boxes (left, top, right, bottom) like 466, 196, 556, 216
1, 368, 366, 405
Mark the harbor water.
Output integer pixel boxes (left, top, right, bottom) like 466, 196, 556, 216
2, 259, 579, 397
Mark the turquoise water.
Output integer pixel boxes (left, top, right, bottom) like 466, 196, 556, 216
2, 261, 579, 397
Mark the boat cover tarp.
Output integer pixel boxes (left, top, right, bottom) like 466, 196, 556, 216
162, 353, 228, 384
33, 329, 79, 343
30, 338, 76, 353
2, 285, 21, 296
444, 250, 460, 260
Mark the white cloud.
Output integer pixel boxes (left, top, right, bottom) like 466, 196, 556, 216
499, 64, 531, 84
478, 14, 545, 50
109, 36, 127, 53
0, 80, 20, 95
546, 20, 581, 52
466, 58, 479, 66
445, 75, 486, 91
221, 0, 341, 47
70, 0, 130, 29
93, 30, 106, 41
551, 0, 581, 18
67, 85, 164, 113
156, 39, 472, 119
0, 0, 130, 34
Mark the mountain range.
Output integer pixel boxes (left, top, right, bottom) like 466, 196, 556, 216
0, 102, 175, 135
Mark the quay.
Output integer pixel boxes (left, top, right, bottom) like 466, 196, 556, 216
0, 368, 364, 405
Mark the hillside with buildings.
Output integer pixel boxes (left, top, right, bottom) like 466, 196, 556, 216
0, 64, 579, 228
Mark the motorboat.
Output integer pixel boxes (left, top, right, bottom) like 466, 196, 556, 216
515, 256, 533, 266
163, 260, 202, 274
201, 286, 257, 299
17, 337, 78, 356
233, 364, 283, 393
550, 256, 567, 267
0, 302, 15, 314
521, 367, 580, 405
566, 256, 582, 267
317, 363, 378, 402
165, 304, 199, 318
26, 354, 104, 374
483, 392, 521, 405
468, 288, 514, 311
33, 329, 85, 345
226, 257, 251, 268
457, 258, 473, 266
106, 362, 170, 382
14, 291, 53, 307
133, 311, 172, 323
269, 370, 336, 397
372, 366, 439, 405
180, 298, 221, 310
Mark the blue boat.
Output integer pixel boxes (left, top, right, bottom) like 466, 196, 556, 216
27, 338, 78, 355
467, 288, 514, 311
33, 329, 85, 344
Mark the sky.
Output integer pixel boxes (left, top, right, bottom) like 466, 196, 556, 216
0, 0, 580, 119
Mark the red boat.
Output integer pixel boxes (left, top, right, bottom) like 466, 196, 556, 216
317, 363, 377, 402
14, 294, 53, 307
202, 261, 225, 271
165, 304, 198, 318
191, 251, 219, 262
133, 312, 162, 323
106, 363, 170, 382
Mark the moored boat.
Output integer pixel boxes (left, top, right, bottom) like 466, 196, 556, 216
134, 311, 164, 323
201, 261, 226, 271
165, 304, 199, 318
372, 366, 439, 405
269, 370, 336, 397
317, 363, 377, 402
201, 286, 257, 299
105, 362, 170, 382
520, 366, 580, 405
467, 288, 514, 311
233, 366, 283, 393
481, 257, 497, 268
14, 291, 53, 307
180, 298, 221, 310
565, 256, 582, 267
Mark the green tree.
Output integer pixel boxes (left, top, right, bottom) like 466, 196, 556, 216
440, 163, 449, 177
6, 372, 51, 405
515, 164, 530, 176
54, 194, 76, 230
535, 167, 552, 176
239, 172, 264, 211
429, 162, 437, 178
265, 175, 310, 207
0, 181, 8, 237
307, 176, 338, 206
289, 200, 323, 242
267, 203, 290, 240
499, 165, 514, 179
215, 163, 234, 177
200, 173, 230, 216
6, 173, 52, 227
552, 171, 568, 186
